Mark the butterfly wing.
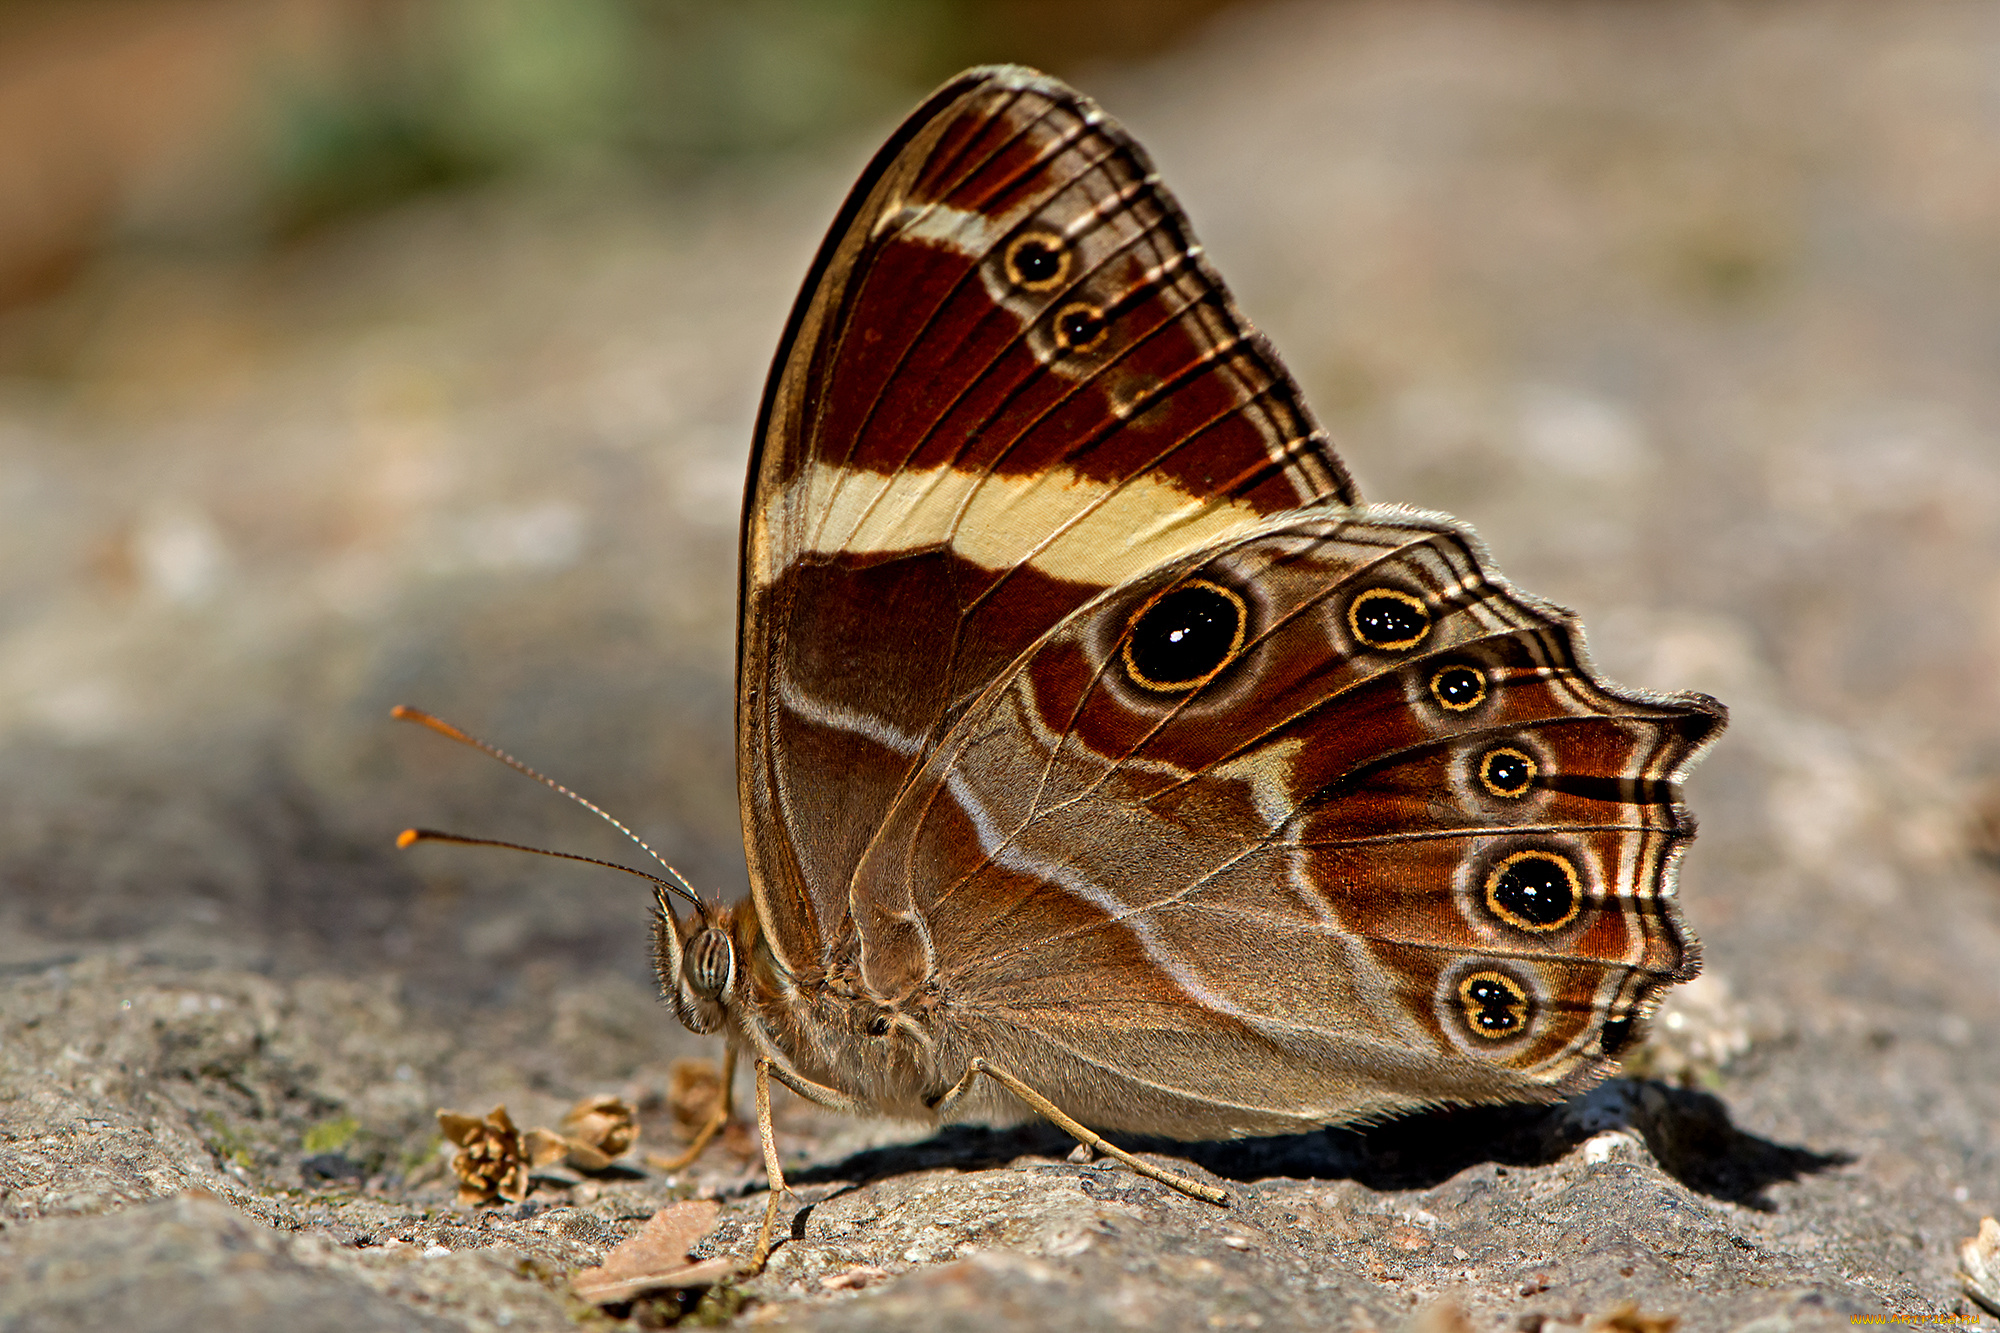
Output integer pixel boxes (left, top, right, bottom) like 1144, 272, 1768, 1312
741, 66, 1354, 977
849, 512, 1724, 1136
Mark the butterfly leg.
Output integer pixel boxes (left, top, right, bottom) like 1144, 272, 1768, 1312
645, 1044, 737, 1172
942, 1057, 1228, 1206
749, 1057, 791, 1272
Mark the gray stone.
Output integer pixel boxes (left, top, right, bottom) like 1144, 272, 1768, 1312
0, 1194, 459, 1333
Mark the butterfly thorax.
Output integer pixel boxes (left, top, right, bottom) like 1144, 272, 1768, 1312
724, 893, 963, 1121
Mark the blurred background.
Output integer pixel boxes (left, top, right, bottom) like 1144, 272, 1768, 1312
0, 0, 1238, 311
1, 0, 1997, 1046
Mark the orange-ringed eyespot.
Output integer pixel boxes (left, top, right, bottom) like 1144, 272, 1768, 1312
1348, 588, 1430, 651
1124, 580, 1247, 691
1484, 850, 1582, 931
1479, 746, 1537, 798
1457, 970, 1529, 1039
1053, 301, 1108, 352
1430, 664, 1486, 711
1004, 232, 1069, 291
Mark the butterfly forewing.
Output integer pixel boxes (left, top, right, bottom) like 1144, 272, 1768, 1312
743, 67, 1355, 975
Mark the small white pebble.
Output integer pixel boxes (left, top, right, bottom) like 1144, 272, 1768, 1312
1222, 1235, 1253, 1250
1581, 1130, 1638, 1164
423, 1244, 450, 1257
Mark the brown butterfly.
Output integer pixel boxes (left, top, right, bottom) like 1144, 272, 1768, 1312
408, 65, 1724, 1269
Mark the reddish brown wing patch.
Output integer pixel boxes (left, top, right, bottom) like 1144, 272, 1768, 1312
740, 67, 1354, 971
772, 67, 1353, 513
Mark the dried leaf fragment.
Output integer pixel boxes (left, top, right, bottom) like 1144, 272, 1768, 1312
1591, 1301, 1679, 1333
571, 1198, 734, 1303
517, 1095, 639, 1173
820, 1264, 888, 1292
1962, 1216, 2000, 1317
668, 1059, 722, 1139
564, 1094, 638, 1157
438, 1105, 527, 1205
523, 1127, 575, 1170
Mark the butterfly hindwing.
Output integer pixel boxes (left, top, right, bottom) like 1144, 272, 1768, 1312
845, 511, 1722, 1135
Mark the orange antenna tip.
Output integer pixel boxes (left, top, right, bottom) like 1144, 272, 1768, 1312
391, 705, 472, 745
396, 828, 422, 849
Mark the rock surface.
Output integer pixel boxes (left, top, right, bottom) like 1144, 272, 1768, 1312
3, 2, 1998, 1329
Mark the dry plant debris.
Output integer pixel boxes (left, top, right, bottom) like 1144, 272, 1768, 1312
440, 1096, 641, 1203
1591, 1302, 1680, 1333
528, 1095, 640, 1172
1961, 1216, 2000, 1318
1409, 1300, 1471, 1333
438, 1105, 529, 1206
570, 1198, 734, 1303
819, 1264, 889, 1293
564, 1094, 639, 1158
667, 1058, 723, 1139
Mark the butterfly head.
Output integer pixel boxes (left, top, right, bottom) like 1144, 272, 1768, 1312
652, 888, 738, 1035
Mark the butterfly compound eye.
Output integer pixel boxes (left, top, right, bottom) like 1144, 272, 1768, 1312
1004, 231, 1070, 291
1123, 580, 1248, 692
683, 927, 735, 1000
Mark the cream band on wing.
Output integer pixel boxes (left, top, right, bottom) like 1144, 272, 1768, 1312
885, 201, 1005, 255
791, 459, 1272, 584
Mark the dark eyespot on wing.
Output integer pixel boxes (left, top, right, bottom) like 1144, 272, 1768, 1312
1123, 580, 1247, 691
1484, 850, 1582, 932
1053, 301, 1109, 353
1349, 588, 1431, 651
1005, 231, 1070, 290
1457, 970, 1531, 1039
1599, 1017, 1636, 1056
1479, 746, 1538, 798
1430, 664, 1487, 711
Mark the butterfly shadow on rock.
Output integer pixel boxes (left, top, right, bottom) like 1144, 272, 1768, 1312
793, 1078, 1847, 1215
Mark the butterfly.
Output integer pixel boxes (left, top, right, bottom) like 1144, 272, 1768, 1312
408, 64, 1724, 1270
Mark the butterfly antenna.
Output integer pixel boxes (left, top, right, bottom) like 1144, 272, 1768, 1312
390, 705, 703, 911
